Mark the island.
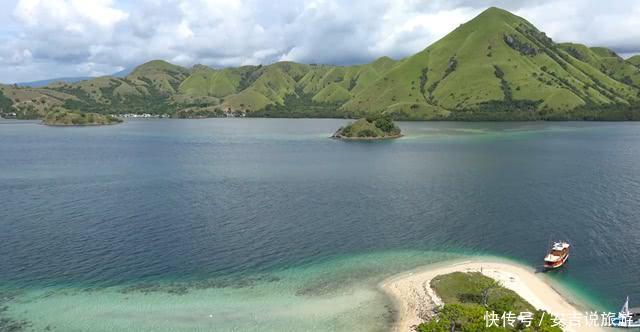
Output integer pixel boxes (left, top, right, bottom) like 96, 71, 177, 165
381, 259, 602, 332
42, 108, 123, 126
331, 115, 402, 140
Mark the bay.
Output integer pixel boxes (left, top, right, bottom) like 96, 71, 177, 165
1, 119, 639, 331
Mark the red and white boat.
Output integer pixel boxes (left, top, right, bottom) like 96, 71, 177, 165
543, 241, 570, 269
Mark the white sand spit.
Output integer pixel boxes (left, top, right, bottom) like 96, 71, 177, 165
380, 259, 604, 332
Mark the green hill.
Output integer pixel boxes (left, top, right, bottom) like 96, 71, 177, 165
343, 7, 639, 120
126, 60, 191, 95
1, 7, 640, 121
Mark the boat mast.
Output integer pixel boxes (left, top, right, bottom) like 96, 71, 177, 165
621, 296, 629, 314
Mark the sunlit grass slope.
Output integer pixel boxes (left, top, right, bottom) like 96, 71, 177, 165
343, 7, 639, 118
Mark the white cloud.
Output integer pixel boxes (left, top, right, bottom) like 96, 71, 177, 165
369, 6, 478, 57
0, 0, 639, 83
11, 48, 32, 64
514, 1, 640, 53
14, 0, 128, 29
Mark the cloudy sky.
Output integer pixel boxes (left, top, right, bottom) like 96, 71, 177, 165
1, 0, 639, 83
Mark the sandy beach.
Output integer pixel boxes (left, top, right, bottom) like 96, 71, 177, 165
380, 259, 605, 332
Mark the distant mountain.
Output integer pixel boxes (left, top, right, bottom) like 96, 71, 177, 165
15, 77, 93, 88
112, 67, 134, 78
2, 7, 640, 121
14, 67, 133, 88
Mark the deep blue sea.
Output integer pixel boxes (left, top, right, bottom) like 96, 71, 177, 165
1, 119, 639, 331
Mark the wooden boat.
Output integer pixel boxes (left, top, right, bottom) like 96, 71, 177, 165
543, 241, 570, 269
611, 297, 640, 328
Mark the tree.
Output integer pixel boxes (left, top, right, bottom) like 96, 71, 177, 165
0, 90, 14, 113
476, 277, 501, 307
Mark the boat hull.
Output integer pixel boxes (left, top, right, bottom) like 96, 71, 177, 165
544, 253, 569, 269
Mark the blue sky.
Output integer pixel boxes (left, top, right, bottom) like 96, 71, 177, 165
1, 0, 639, 83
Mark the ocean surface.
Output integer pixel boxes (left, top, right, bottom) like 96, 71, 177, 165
1, 118, 639, 331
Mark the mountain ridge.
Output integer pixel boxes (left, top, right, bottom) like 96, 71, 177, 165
2, 7, 640, 121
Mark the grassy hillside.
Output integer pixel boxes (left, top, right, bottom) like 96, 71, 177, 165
33, 61, 195, 115
558, 44, 640, 88
179, 65, 258, 98
126, 60, 191, 95
1, 7, 639, 121
0, 84, 78, 119
178, 59, 395, 114
628, 55, 640, 67
343, 7, 639, 120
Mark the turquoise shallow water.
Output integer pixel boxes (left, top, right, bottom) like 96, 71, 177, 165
1, 119, 639, 331
3, 251, 462, 332
0, 251, 602, 332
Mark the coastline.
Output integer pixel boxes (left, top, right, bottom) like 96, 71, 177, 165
380, 258, 604, 332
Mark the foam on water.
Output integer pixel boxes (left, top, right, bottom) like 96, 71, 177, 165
397, 121, 606, 142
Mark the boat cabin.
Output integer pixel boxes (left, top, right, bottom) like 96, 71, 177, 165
550, 242, 569, 255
